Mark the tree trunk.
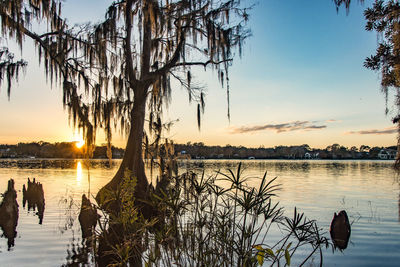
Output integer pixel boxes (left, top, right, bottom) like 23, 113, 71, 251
96, 89, 150, 214
94, 4, 154, 264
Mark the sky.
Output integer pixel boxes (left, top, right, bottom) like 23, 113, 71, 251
0, 0, 398, 149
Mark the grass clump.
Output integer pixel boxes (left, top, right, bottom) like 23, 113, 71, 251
72, 163, 330, 266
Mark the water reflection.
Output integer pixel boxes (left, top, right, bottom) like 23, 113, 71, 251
77, 161, 83, 185
62, 232, 95, 266
395, 175, 400, 223
0, 159, 398, 266
0, 180, 18, 250
22, 178, 45, 224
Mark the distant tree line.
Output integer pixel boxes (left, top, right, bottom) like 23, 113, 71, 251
0, 141, 396, 160
0, 142, 124, 159
174, 142, 397, 160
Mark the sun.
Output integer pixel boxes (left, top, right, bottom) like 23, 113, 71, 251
75, 140, 85, 149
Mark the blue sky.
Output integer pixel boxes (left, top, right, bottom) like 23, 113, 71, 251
0, 0, 397, 148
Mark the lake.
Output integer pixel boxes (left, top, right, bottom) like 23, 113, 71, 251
0, 159, 398, 266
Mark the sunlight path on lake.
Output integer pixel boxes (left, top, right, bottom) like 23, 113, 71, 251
76, 161, 82, 185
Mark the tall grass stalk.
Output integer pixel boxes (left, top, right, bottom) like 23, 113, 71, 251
84, 163, 330, 266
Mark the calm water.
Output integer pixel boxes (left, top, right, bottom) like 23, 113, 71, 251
0, 159, 399, 266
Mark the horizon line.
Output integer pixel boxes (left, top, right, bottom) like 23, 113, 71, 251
1, 140, 396, 151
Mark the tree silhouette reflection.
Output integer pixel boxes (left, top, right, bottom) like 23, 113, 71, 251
0, 179, 19, 250
22, 178, 45, 224
62, 231, 95, 266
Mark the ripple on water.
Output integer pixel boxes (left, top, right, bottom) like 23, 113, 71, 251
0, 159, 398, 266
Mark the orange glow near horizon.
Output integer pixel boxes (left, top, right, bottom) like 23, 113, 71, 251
75, 139, 85, 149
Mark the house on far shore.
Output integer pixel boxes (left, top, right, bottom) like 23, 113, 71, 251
177, 150, 191, 159
0, 148, 15, 158
378, 149, 397, 160
304, 152, 319, 159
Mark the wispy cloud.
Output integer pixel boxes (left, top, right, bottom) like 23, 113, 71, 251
346, 126, 397, 135
230, 121, 327, 134
326, 119, 340, 123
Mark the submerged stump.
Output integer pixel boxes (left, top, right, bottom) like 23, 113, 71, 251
78, 194, 98, 239
0, 179, 19, 249
22, 178, 45, 224
330, 210, 351, 250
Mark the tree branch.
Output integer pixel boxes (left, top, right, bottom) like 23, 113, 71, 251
0, 12, 68, 79
147, 29, 186, 79
124, 0, 139, 88
173, 59, 233, 68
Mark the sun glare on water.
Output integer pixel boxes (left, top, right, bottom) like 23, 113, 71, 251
76, 161, 82, 184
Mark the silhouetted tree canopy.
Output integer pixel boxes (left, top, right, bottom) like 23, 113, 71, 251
360, 0, 400, 166
362, 1, 400, 114
0, 47, 26, 99
335, 0, 400, 166
0, 0, 251, 205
